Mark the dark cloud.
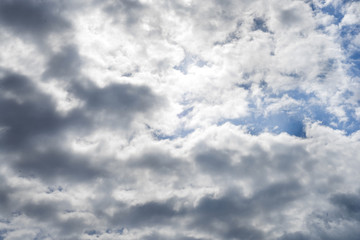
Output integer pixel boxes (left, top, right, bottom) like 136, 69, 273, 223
191, 191, 253, 227
194, 144, 311, 187
195, 148, 233, 174
178, 237, 208, 240
129, 151, 188, 176
14, 148, 106, 183
110, 200, 178, 227
270, 144, 310, 172
100, 181, 301, 239
0, 179, 13, 215
224, 226, 264, 240
56, 216, 89, 236
0, 73, 77, 150
42, 45, 162, 128
19, 200, 90, 238
44, 44, 163, 126
82, 83, 156, 114
251, 180, 304, 211
72, 80, 162, 127
22, 201, 62, 222
43, 45, 82, 80
330, 192, 360, 221
190, 193, 261, 239
188, 181, 302, 240
143, 232, 209, 240
0, 188, 9, 210
0, 75, 163, 221
278, 232, 311, 240
0, 70, 160, 184
0, 0, 71, 44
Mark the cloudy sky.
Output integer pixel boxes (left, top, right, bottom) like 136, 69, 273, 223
0, 0, 360, 239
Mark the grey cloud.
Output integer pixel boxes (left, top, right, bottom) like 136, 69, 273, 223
281, 190, 360, 240
56, 216, 89, 236
188, 181, 302, 239
110, 200, 178, 228
195, 143, 311, 185
101, 0, 146, 27
0, 70, 161, 184
278, 232, 311, 240
72, 80, 162, 127
0, 187, 10, 209
0, 71, 47, 102
189, 193, 261, 240
178, 237, 209, 240
82, 83, 156, 114
279, 8, 302, 27
14, 148, 106, 183
128, 151, 187, 176
270, 143, 311, 173
224, 226, 264, 240
143, 232, 210, 240
0, 0, 71, 44
0, 72, 101, 183
193, 181, 303, 221
43, 45, 82, 80
251, 180, 304, 211
176, 137, 354, 240
22, 201, 62, 222
19, 200, 90, 238
330, 192, 360, 221
0, 179, 14, 215
192, 191, 252, 226
103, 181, 300, 239
304, 211, 360, 240
0, 73, 76, 150
195, 148, 233, 175
42, 45, 162, 127
74, 171, 304, 239
193, 146, 268, 183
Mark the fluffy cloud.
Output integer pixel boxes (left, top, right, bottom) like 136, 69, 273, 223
0, 0, 359, 239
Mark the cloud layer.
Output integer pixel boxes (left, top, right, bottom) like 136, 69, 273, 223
0, 0, 359, 239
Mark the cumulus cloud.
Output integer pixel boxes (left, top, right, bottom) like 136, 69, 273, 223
0, 0, 71, 50
0, 0, 359, 239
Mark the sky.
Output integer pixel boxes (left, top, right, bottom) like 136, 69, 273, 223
0, 0, 360, 239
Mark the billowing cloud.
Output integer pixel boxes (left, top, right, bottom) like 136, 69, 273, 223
0, 0, 71, 49
0, 0, 360, 239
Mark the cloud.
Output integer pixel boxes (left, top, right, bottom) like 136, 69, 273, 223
14, 148, 106, 183
0, 72, 76, 150
1, 0, 360, 239
102, 0, 146, 27
73, 81, 162, 127
330, 192, 360, 221
0, 0, 71, 47
43, 45, 82, 80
